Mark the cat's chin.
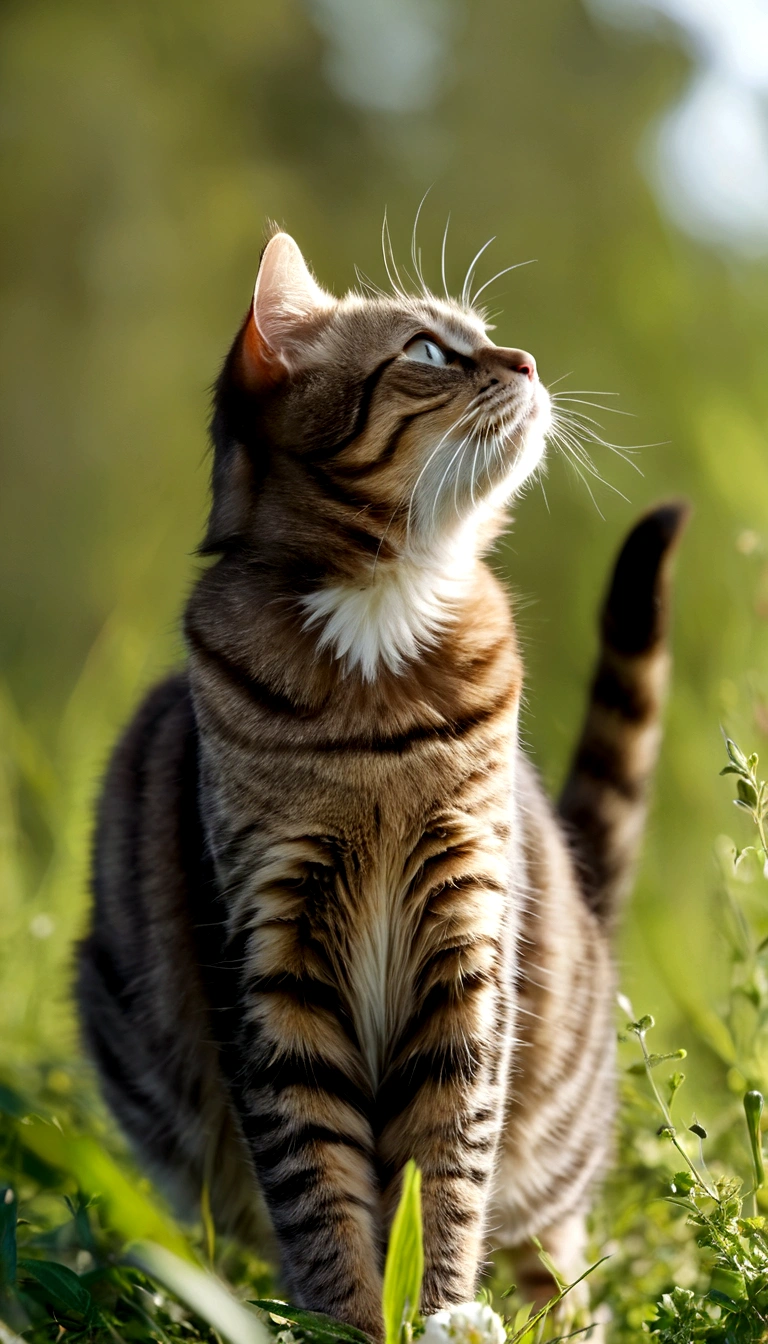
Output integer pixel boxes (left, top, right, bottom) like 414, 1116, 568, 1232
527, 378, 552, 438
490, 389, 550, 502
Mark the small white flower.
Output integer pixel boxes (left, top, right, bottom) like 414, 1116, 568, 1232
422, 1301, 506, 1344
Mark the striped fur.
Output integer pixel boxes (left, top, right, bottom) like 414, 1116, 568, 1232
77, 232, 686, 1338
559, 503, 689, 925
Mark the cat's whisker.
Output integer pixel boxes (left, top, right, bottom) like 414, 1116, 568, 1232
537, 458, 551, 514
405, 405, 480, 544
552, 405, 618, 434
552, 407, 651, 474
353, 264, 388, 300
371, 504, 401, 580
553, 407, 637, 449
469, 432, 483, 509
431, 424, 477, 526
381, 209, 407, 299
548, 388, 621, 398
461, 236, 495, 308
471, 259, 536, 307
553, 403, 645, 452
452, 435, 473, 517
549, 430, 607, 518
551, 419, 605, 474
551, 394, 633, 418
411, 187, 432, 296
549, 421, 631, 508
485, 426, 502, 488
441, 213, 451, 302
481, 429, 497, 489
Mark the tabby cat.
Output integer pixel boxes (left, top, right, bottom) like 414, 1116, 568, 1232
77, 230, 687, 1338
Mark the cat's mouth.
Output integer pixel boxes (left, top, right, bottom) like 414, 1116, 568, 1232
480, 376, 551, 449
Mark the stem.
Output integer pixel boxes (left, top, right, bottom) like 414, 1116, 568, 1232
636, 1028, 719, 1202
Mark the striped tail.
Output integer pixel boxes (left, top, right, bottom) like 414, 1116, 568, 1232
558, 502, 690, 925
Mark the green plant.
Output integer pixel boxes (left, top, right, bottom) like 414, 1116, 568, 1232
598, 737, 768, 1340
625, 1012, 768, 1338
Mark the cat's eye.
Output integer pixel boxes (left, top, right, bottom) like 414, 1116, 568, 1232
403, 336, 451, 367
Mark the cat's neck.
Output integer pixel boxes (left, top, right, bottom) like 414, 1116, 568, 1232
299, 535, 479, 683
186, 543, 518, 724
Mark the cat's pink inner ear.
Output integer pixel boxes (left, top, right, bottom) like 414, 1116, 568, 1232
241, 233, 332, 388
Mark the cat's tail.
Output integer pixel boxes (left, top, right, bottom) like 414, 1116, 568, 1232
558, 502, 690, 926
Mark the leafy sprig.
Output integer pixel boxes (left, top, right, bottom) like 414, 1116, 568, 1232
721, 738, 768, 872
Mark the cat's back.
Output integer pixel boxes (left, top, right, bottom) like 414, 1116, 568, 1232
87, 672, 198, 952
78, 674, 212, 1164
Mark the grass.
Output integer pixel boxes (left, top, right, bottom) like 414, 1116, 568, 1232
4, 623, 768, 1344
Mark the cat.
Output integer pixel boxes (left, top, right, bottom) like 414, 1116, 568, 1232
76, 229, 687, 1339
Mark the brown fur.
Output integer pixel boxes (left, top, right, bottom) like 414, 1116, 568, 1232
77, 232, 686, 1337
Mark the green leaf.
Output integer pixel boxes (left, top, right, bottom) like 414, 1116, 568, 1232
382, 1161, 424, 1344
668, 1072, 686, 1109
512, 1302, 532, 1333
670, 1171, 695, 1194
737, 777, 759, 807
647, 1050, 687, 1070
17, 1257, 94, 1321
0, 1188, 17, 1292
250, 1301, 369, 1344
709, 1266, 747, 1304
726, 739, 750, 771
532, 1236, 566, 1292
627, 1014, 655, 1035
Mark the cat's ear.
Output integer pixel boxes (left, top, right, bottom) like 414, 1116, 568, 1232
239, 233, 333, 389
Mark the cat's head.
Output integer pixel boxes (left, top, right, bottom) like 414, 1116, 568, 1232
204, 232, 548, 682
205, 231, 550, 675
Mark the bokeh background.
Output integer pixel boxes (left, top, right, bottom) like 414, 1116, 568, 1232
2, 0, 768, 1112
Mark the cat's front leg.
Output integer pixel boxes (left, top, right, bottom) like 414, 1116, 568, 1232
238, 1039, 383, 1337
376, 873, 515, 1313
213, 872, 384, 1338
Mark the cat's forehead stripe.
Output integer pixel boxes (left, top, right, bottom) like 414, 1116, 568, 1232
338, 291, 489, 357
408, 298, 489, 352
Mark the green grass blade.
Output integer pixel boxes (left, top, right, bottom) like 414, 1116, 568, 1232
130, 1243, 270, 1344
382, 1160, 423, 1344
250, 1300, 369, 1343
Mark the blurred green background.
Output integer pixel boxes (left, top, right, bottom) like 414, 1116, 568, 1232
2, 0, 768, 1112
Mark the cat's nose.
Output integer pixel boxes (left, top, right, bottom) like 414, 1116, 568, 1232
500, 348, 537, 381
